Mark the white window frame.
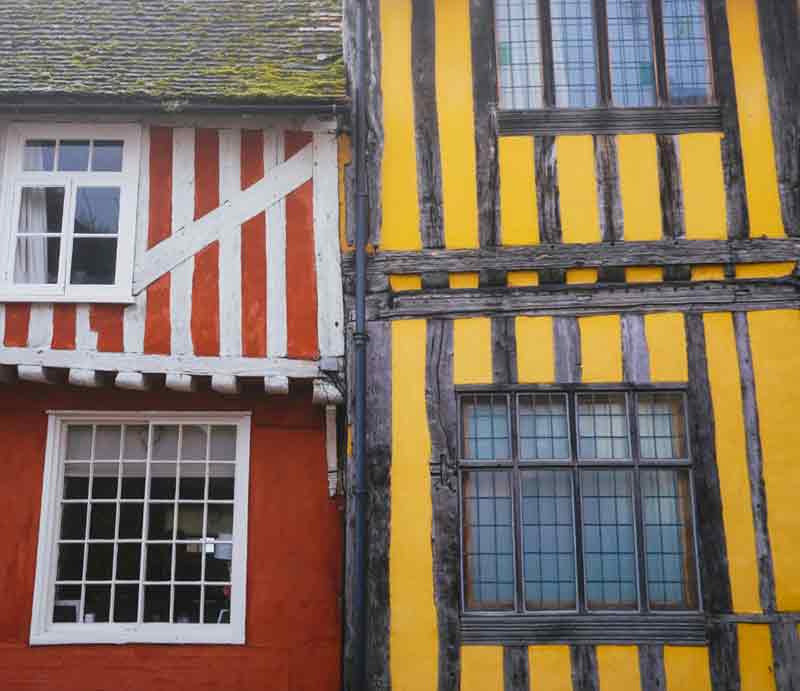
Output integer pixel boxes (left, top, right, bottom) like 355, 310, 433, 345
30, 411, 251, 646
0, 123, 141, 303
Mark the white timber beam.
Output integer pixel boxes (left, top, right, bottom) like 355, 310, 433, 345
68, 369, 105, 388
325, 404, 339, 497
211, 375, 241, 395
133, 144, 313, 293
165, 373, 198, 393
264, 375, 290, 395
18, 365, 60, 385
312, 378, 344, 406
115, 372, 156, 391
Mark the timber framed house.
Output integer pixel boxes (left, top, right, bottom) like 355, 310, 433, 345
0, 2, 347, 690
343, 0, 800, 689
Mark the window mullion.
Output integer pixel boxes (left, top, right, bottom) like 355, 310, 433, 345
650, 0, 670, 103
628, 392, 650, 613
510, 397, 525, 613
568, 393, 587, 613
538, 0, 556, 107
592, 0, 613, 105
60, 178, 77, 294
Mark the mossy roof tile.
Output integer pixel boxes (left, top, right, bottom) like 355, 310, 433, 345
0, 0, 345, 103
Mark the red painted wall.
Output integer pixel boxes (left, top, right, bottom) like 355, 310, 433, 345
0, 382, 342, 691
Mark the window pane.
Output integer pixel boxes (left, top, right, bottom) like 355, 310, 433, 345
92, 140, 124, 172
521, 470, 576, 610
209, 463, 235, 500
152, 426, 179, 460
113, 584, 139, 623
210, 426, 237, 461
552, 0, 598, 107
607, 0, 656, 106
461, 395, 510, 460
69, 237, 118, 285
175, 543, 203, 581
94, 425, 121, 460
581, 470, 638, 610
74, 187, 120, 236
577, 393, 630, 460
663, 0, 712, 104
144, 585, 170, 622
642, 469, 698, 609
66, 425, 93, 461
53, 584, 81, 623
462, 470, 515, 610
84, 584, 111, 622
206, 545, 233, 582
181, 425, 208, 461
58, 140, 90, 171
174, 585, 201, 623
519, 393, 570, 460
638, 393, 688, 459
60, 503, 87, 540
14, 187, 64, 285
204, 585, 231, 623
123, 425, 149, 460
116, 543, 142, 581
23, 140, 55, 171
57, 542, 85, 581
89, 503, 116, 539
86, 543, 114, 580
495, 0, 544, 108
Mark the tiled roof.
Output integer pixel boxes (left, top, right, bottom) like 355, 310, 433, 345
0, 0, 345, 105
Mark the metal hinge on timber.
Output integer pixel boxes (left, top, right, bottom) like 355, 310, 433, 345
132, 144, 314, 294
313, 378, 344, 497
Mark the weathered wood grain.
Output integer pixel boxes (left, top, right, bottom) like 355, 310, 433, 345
534, 135, 565, 284
412, 0, 445, 249
425, 319, 461, 691
621, 314, 650, 384
733, 312, 777, 613
708, 622, 741, 691
594, 135, 625, 283
656, 134, 691, 281
503, 647, 529, 691
770, 621, 800, 691
492, 317, 518, 385
554, 316, 581, 384
570, 645, 599, 691
638, 645, 666, 691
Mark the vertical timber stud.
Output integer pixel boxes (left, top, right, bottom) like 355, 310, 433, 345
706, 0, 749, 239
366, 320, 392, 690
593, 135, 625, 283
571, 644, 600, 691
412, 0, 445, 250
684, 314, 740, 691
754, 0, 800, 236
770, 622, 800, 691
656, 135, 690, 282
425, 319, 461, 691
553, 317, 581, 384
503, 647, 530, 691
621, 314, 650, 385
535, 136, 565, 285
638, 645, 667, 691
469, 0, 501, 253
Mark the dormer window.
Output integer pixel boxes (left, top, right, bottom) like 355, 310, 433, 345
0, 124, 141, 302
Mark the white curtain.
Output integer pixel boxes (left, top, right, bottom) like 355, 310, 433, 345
14, 188, 49, 284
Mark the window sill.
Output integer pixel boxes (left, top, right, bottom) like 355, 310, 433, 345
460, 612, 706, 646
30, 623, 244, 646
497, 106, 722, 136
0, 293, 135, 304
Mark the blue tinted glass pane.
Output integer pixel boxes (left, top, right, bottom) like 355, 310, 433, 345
663, 0, 712, 104
519, 393, 571, 460
607, 0, 656, 106
552, 0, 598, 107
462, 395, 510, 460
495, 0, 544, 108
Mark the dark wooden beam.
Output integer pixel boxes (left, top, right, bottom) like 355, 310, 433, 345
594, 135, 625, 282
367, 279, 800, 321
571, 645, 600, 691
621, 314, 650, 384
638, 645, 667, 691
503, 647, 530, 691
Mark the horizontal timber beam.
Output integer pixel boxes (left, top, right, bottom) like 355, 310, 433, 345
365, 279, 800, 320
343, 238, 800, 286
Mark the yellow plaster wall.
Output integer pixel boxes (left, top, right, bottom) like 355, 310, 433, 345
566, 268, 598, 284
738, 624, 777, 691
626, 267, 663, 283
703, 313, 761, 613
454, 318, 493, 384
460, 646, 504, 691
449, 273, 480, 289
515, 316, 555, 383
596, 646, 641, 691
390, 319, 437, 691
338, 134, 353, 251
390, 275, 423, 291
380, 0, 420, 250
499, 136, 539, 245
644, 313, 688, 382
691, 265, 726, 281
618, 134, 662, 241
727, 0, 784, 237
579, 316, 622, 382
735, 262, 794, 279
748, 310, 800, 609
680, 134, 728, 240
528, 646, 572, 691
663, 646, 712, 691
558, 136, 601, 244
435, 0, 479, 249
507, 271, 539, 287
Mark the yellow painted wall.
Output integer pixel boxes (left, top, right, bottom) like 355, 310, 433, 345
680, 134, 728, 240
507, 271, 539, 287
727, 0, 784, 237
664, 646, 712, 691
738, 624, 777, 691
499, 136, 539, 245
618, 134, 662, 241
558, 136, 601, 244
338, 134, 353, 251
644, 313, 688, 382
390, 275, 423, 291
453, 318, 493, 384
449, 273, 480, 289
748, 310, 800, 609
596, 646, 640, 691
435, 0, 479, 249
461, 647, 503, 691
390, 319, 437, 691
529, 646, 572, 691
515, 316, 555, 383
703, 313, 761, 613
735, 262, 794, 279
567, 268, 598, 284
626, 267, 663, 283
579, 316, 622, 382
691, 265, 726, 281
380, 0, 420, 250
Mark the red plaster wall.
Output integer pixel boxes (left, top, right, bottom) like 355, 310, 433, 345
0, 382, 342, 691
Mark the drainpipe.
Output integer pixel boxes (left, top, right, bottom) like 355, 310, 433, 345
351, 0, 369, 688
